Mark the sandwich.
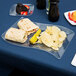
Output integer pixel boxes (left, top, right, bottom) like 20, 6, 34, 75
17, 18, 39, 35
5, 27, 27, 43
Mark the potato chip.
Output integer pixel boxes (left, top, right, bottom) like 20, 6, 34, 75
51, 26, 61, 34
51, 34, 59, 42
45, 26, 52, 35
36, 26, 67, 51
37, 36, 42, 44
58, 42, 63, 48
51, 46, 59, 50
40, 32, 53, 47
59, 31, 67, 38
59, 31, 67, 42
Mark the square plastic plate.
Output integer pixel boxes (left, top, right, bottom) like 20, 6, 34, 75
9, 4, 34, 16
1, 17, 75, 59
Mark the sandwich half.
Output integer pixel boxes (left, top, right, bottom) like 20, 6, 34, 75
5, 27, 27, 43
17, 18, 39, 35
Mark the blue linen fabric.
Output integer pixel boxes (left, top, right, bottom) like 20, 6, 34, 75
0, 0, 76, 76
0, 62, 14, 76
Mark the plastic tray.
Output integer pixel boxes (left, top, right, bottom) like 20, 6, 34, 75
1, 17, 75, 59
9, 4, 34, 16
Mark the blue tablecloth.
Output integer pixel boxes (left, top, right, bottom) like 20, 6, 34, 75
0, 0, 76, 76
0, 62, 14, 76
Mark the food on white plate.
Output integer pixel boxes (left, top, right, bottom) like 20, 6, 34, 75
5, 27, 27, 43
37, 26, 67, 50
71, 11, 76, 21
68, 11, 76, 23
17, 18, 39, 35
29, 29, 41, 44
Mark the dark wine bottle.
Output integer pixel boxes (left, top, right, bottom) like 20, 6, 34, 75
36, 0, 46, 9
48, 0, 59, 22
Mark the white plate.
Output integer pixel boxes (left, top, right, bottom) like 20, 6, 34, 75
71, 54, 76, 67
64, 10, 76, 25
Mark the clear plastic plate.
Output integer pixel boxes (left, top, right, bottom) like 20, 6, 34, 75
9, 4, 34, 16
1, 17, 75, 59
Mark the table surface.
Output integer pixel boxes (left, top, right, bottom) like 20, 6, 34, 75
0, 0, 76, 75
0, 62, 14, 76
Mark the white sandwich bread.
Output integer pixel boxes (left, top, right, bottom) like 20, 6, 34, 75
17, 18, 39, 35
5, 27, 27, 43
